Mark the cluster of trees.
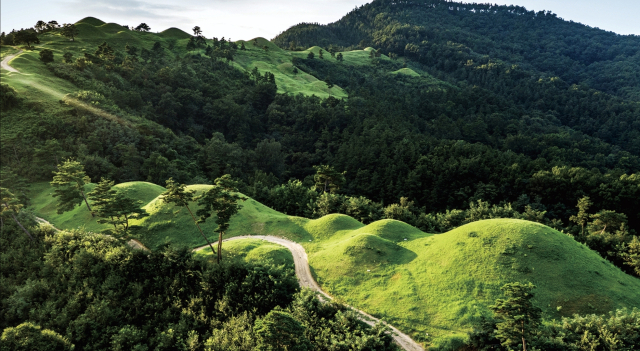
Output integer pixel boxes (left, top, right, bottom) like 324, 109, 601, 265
1, 21, 79, 47
0, 219, 397, 350
464, 283, 640, 351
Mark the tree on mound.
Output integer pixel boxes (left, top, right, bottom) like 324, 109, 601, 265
14, 29, 39, 48
88, 178, 148, 236
60, 23, 78, 41
197, 175, 246, 263
162, 177, 215, 254
134, 23, 150, 32
490, 282, 541, 351
51, 160, 93, 216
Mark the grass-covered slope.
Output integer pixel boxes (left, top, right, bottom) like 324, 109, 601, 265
29, 182, 640, 348
231, 38, 347, 98
195, 238, 294, 267
308, 218, 640, 345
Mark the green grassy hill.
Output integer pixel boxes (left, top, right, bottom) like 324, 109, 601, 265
307, 218, 640, 346
29, 181, 640, 348
231, 38, 347, 98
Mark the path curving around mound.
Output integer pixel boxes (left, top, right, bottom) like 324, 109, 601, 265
194, 235, 424, 351
1, 50, 22, 72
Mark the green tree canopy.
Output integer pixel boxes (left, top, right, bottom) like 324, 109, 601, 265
60, 23, 78, 41
0, 322, 74, 351
255, 310, 311, 351
313, 164, 346, 193
490, 282, 541, 351
162, 177, 215, 254
14, 29, 39, 48
196, 175, 246, 263
51, 159, 93, 215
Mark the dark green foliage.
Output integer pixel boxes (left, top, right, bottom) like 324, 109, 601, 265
134, 23, 150, 32
62, 52, 73, 63
0, 84, 20, 111
60, 24, 78, 41
197, 175, 247, 263
39, 49, 54, 63
50, 160, 92, 215
13, 28, 39, 48
162, 177, 215, 254
313, 164, 346, 193
255, 310, 311, 351
0, 322, 73, 351
490, 282, 541, 351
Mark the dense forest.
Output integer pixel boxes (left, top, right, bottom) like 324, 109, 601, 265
1, 0, 640, 349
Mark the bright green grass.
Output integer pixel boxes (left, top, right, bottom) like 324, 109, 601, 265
390, 67, 422, 77
29, 181, 640, 348
232, 38, 347, 99
29, 181, 165, 232
0, 46, 19, 60
307, 218, 640, 345
194, 238, 294, 268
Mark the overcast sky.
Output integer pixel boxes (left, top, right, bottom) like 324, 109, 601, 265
2, 0, 638, 40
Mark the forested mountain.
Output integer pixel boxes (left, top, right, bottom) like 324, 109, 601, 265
274, 0, 640, 101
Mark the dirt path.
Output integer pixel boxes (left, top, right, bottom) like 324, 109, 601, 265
1, 50, 22, 72
194, 235, 424, 351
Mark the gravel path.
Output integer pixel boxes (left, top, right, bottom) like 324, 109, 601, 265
1, 50, 22, 72
195, 235, 424, 351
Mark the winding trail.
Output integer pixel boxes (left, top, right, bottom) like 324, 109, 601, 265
195, 235, 424, 351
1, 50, 22, 73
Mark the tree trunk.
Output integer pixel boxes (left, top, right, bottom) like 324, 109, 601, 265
9, 210, 35, 241
217, 231, 223, 264
522, 321, 526, 351
80, 190, 94, 216
186, 205, 215, 254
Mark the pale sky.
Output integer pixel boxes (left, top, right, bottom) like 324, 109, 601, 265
1, 0, 638, 40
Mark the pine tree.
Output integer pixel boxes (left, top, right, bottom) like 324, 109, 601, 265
196, 175, 246, 263
313, 165, 346, 193
569, 196, 591, 237
162, 178, 215, 254
0, 187, 34, 241
51, 160, 93, 216
490, 282, 541, 351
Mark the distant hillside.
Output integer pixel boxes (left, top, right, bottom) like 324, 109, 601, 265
274, 0, 640, 102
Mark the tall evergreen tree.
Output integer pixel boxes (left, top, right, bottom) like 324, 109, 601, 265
490, 282, 541, 351
51, 160, 93, 216
162, 177, 215, 254
196, 175, 246, 263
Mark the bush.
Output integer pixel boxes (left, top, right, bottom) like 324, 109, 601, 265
39, 49, 54, 63
0, 322, 74, 351
0, 84, 20, 110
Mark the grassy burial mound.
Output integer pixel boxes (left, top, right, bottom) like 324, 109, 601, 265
29, 181, 313, 248
29, 180, 640, 347
307, 218, 640, 345
195, 238, 295, 267
232, 38, 348, 98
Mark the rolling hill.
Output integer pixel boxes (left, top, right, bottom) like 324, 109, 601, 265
29, 181, 640, 348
